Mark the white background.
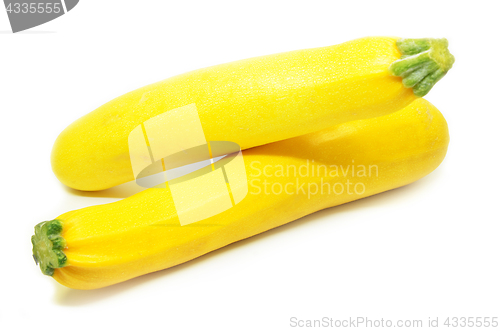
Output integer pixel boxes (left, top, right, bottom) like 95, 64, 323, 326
1, 1, 499, 330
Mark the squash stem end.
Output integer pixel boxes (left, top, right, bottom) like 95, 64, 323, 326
32, 219, 67, 276
390, 38, 454, 97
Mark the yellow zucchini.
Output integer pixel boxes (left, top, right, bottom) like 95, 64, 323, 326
33, 98, 449, 289
51, 37, 453, 191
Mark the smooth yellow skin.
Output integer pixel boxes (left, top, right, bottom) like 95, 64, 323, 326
52, 99, 448, 289
52, 36, 416, 191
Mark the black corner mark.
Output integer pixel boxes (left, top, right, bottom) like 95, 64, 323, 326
64, 0, 77, 11
3, 0, 79, 33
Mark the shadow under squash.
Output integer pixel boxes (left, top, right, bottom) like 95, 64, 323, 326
62, 180, 145, 199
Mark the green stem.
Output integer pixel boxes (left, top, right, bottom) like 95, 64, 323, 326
31, 220, 67, 276
389, 38, 455, 97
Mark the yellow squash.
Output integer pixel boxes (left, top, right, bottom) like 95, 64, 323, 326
51, 37, 453, 191
33, 98, 449, 289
